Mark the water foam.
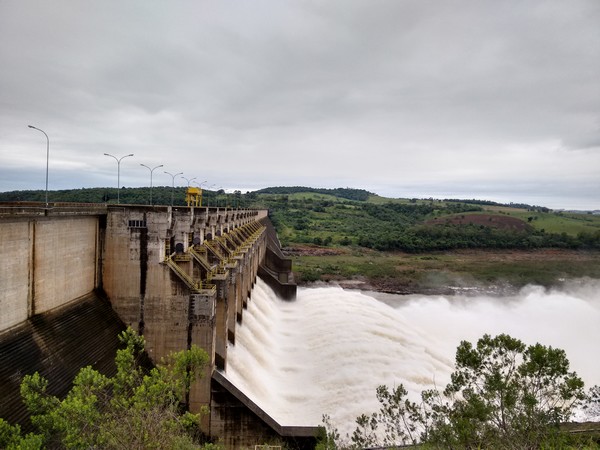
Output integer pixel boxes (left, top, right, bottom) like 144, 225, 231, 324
225, 278, 600, 433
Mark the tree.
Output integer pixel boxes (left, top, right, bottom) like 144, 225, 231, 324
0, 419, 43, 450
350, 385, 425, 448
585, 385, 600, 418
426, 334, 585, 449
349, 334, 586, 449
316, 415, 341, 450
7, 328, 212, 449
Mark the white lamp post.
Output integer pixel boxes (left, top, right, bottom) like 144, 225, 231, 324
164, 170, 183, 206
180, 175, 197, 187
141, 164, 163, 205
104, 153, 134, 204
28, 125, 50, 207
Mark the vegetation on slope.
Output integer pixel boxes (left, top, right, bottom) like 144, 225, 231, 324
247, 189, 600, 290
292, 249, 600, 292
3, 185, 599, 290
0, 328, 214, 450
3, 185, 599, 250
253, 191, 600, 252
254, 186, 373, 201
0, 186, 234, 208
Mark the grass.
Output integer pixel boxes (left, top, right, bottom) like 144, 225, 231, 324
519, 211, 600, 235
292, 249, 600, 291
479, 206, 600, 235
427, 209, 600, 236
366, 195, 414, 205
259, 192, 345, 203
264, 189, 600, 290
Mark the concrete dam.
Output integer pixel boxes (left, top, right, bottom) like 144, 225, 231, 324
0, 202, 317, 449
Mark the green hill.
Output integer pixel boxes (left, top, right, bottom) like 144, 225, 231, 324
2, 186, 599, 291
2, 186, 599, 252
249, 189, 600, 252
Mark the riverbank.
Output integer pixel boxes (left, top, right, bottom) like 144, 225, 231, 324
289, 247, 600, 296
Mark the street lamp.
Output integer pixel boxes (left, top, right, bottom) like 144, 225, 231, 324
205, 184, 216, 207
180, 175, 197, 187
28, 125, 50, 207
104, 153, 134, 204
218, 186, 224, 207
192, 180, 208, 207
140, 164, 163, 205
164, 170, 183, 206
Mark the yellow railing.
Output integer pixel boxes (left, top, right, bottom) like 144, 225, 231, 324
223, 233, 240, 249
229, 229, 245, 246
198, 283, 217, 294
188, 245, 213, 272
204, 240, 226, 261
215, 236, 233, 256
164, 256, 203, 292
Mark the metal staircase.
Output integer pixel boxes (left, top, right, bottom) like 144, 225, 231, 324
188, 245, 214, 272
164, 255, 215, 294
163, 220, 265, 294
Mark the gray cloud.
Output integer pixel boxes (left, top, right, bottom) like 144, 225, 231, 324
1, 0, 599, 209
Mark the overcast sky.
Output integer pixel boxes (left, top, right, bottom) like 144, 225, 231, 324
1, 1, 599, 209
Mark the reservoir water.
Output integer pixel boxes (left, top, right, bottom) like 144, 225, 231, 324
224, 278, 600, 435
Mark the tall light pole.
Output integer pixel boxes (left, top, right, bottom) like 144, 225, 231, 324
207, 184, 216, 207
28, 125, 50, 207
104, 153, 134, 204
141, 164, 163, 205
193, 180, 208, 207
164, 170, 183, 206
180, 175, 197, 187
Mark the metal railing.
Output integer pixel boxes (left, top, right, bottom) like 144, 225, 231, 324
188, 245, 214, 272
163, 255, 210, 293
204, 240, 226, 261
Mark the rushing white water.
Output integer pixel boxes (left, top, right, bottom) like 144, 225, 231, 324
224, 278, 600, 434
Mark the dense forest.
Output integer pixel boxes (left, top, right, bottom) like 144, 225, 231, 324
254, 186, 373, 201
0, 186, 233, 208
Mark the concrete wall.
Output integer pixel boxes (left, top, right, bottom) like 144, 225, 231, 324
0, 219, 31, 330
102, 206, 190, 360
259, 218, 297, 300
101, 206, 267, 410
34, 217, 99, 314
0, 214, 100, 332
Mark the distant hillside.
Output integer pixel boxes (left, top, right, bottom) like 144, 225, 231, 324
254, 186, 374, 202
0, 186, 228, 207
2, 186, 599, 252
251, 190, 600, 252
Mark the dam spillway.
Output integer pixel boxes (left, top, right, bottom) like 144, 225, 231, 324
5, 202, 597, 447
225, 278, 600, 435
